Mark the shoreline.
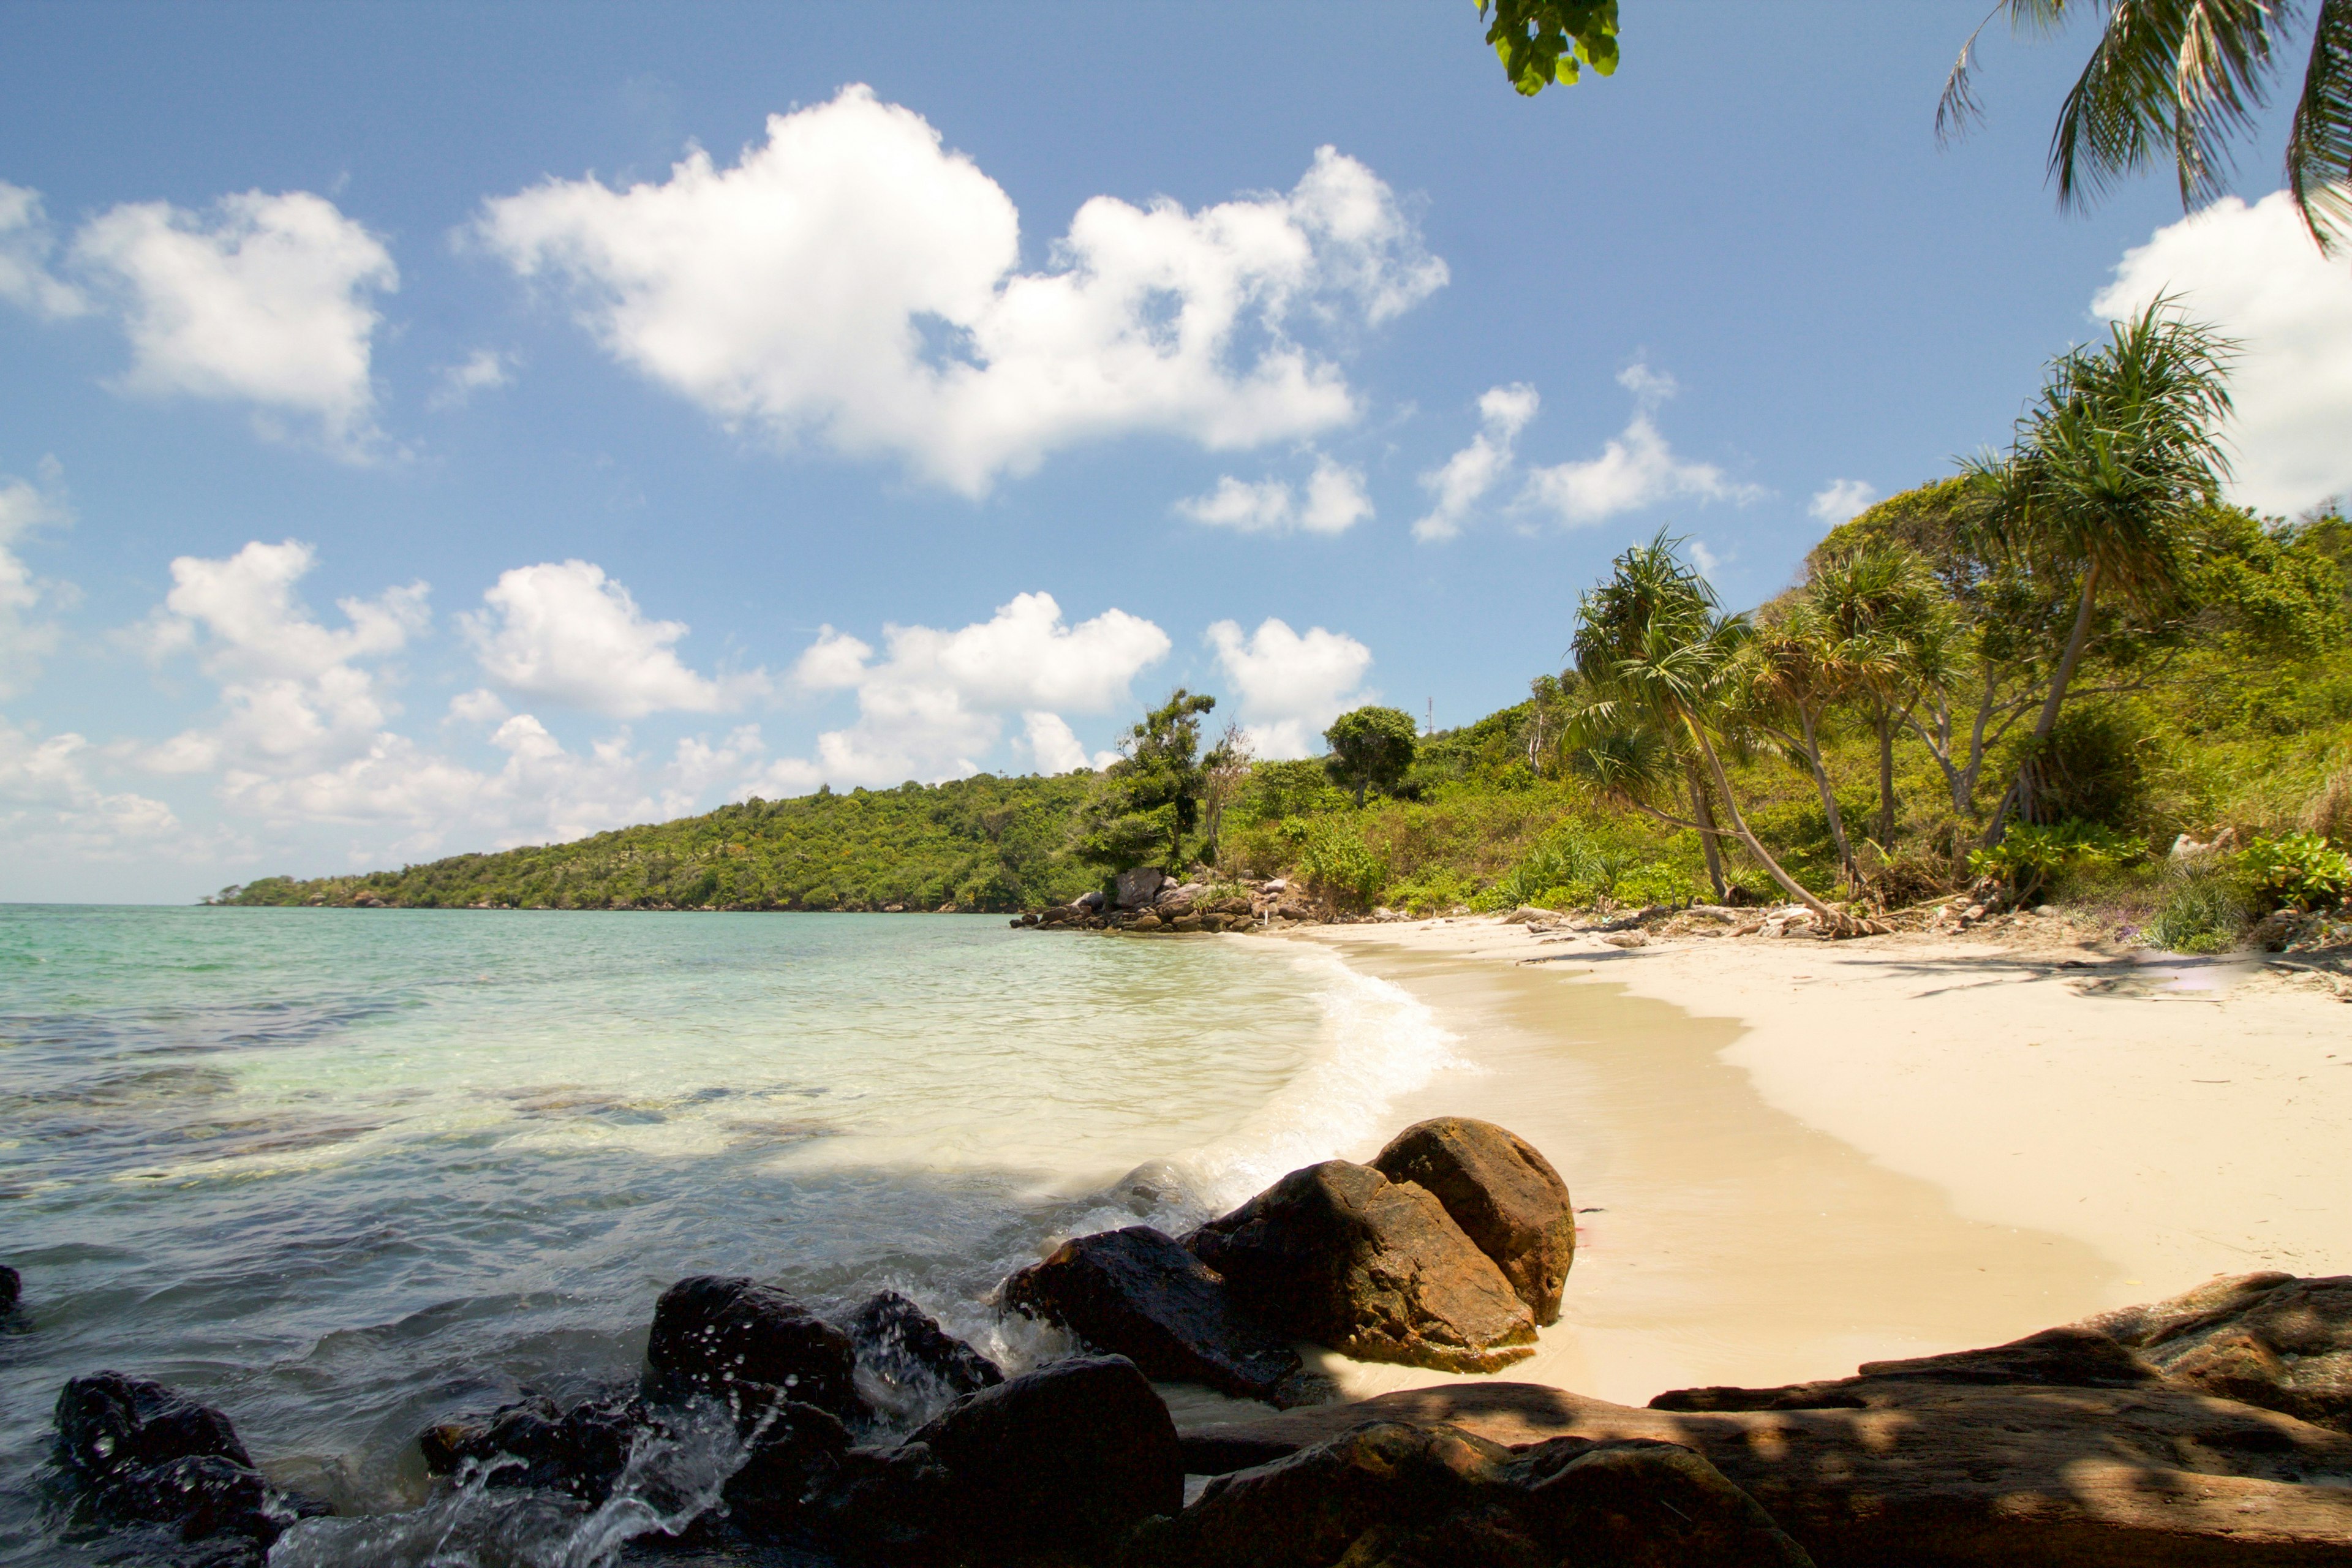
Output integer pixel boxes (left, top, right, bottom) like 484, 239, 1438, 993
1275, 916, 2352, 1411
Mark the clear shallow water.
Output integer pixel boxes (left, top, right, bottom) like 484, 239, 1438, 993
0, 907, 1463, 1566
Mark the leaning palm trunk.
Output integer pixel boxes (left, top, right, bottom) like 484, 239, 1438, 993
1795, 707, 1858, 892
1684, 760, 1728, 900
1986, 557, 2105, 843
1682, 713, 1845, 929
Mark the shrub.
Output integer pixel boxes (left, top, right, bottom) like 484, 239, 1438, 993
2147, 863, 2253, 953
1967, 819, 2141, 902
1297, 820, 1387, 907
1388, 866, 1474, 914
2239, 831, 2352, 912
2021, 707, 2149, 827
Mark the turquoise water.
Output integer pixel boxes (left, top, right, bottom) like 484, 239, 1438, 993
0, 907, 1460, 1566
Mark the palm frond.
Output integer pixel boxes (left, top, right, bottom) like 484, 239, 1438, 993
2048, 0, 2285, 212
2289, 0, 2352, 247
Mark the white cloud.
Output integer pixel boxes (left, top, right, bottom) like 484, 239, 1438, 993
757, 592, 1169, 788
0, 460, 71, 697
137, 539, 429, 778
1018, 710, 1102, 774
1689, 540, 1726, 578
69, 190, 396, 457
0, 716, 181, 861
2092, 190, 2352, 514
1413, 382, 1539, 541
462, 559, 763, 718
476, 86, 1445, 495
1177, 451, 1372, 536
1520, 363, 1762, 526
1204, 616, 1374, 760
0, 182, 90, 318
1809, 478, 1877, 526
429, 348, 514, 411
446, 687, 509, 725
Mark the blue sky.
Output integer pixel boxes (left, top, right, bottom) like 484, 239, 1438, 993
3, 2, 2347, 902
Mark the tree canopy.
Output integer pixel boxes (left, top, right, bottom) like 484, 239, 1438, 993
1478, 0, 1621, 95
1324, 706, 1420, 806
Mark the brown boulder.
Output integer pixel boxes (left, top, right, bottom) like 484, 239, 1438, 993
1002, 1226, 1311, 1404
1184, 1380, 2352, 1567
1188, 1161, 1536, 1373
1131, 1418, 1809, 1568
1371, 1118, 1575, 1324
644, 1275, 863, 1421
2078, 1272, 2352, 1434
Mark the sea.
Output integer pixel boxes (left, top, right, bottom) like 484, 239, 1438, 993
0, 905, 1466, 1567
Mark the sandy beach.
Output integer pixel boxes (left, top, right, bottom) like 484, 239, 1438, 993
1288, 916, 2352, 1411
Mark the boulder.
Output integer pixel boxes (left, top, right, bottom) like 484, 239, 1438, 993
53, 1372, 310, 1551
1131, 1419, 1807, 1568
1172, 1379, 2352, 1567
1371, 1119, 1575, 1325
1187, 1161, 1537, 1373
846, 1289, 1003, 1401
1130, 912, 1164, 932
416, 1393, 644, 1503
717, 1398, 854, 1536
1171, 914, 1205, 933
908, 1354, 1182, 1551
1652, 1325, 2164, 1412
1074, 889, 1107, 911
1117, 867, 1169, 909
1, 1263, 17, 1312
2079, 1271, 2352, 1434
1002, 1226, 1310, 1404
804, 1438, 956, 1559
644, 1276, 862, 1421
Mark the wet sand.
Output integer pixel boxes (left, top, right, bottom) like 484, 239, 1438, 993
1284, 918, 2351, 1411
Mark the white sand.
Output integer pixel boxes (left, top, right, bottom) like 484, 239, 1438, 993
1283, 918, 2351, 1411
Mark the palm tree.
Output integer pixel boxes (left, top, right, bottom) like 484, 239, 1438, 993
1801, 545, 1958, 853
1741, 602, 1876, 892
1570, 533, 1846, 925
1976, 301, 2234, 835
1940, 0, 2352, 251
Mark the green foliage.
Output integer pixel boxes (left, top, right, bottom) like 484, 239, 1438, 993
1295, 818, 1388, 908
2020, 707, 2150, 827
2147, 862, 2255, 954
1480, 0, 1619, 94
1077, 687, 1216, 873
1323, 705, 1419, 806
2239, 831, 2352, 913
1468, 821, 1694, 912
1968, 818, 2143, 902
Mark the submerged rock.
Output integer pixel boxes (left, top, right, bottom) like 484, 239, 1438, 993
846, 1289, 1003, 1400
717, 1397, 854, 1535
645, 1275, 864, 1421
1188, 1160, 1537, 1373
416, 1393, 644, 1504
1001, 1225, 1311, 1404
1, 1263, 18, 1312
53, 1372, 315, 1554
1372, 1118, 1576, 1325
1131, 1419, 1808, 1568
909, 1353, 1182, 1551
2081, 1270, 2352, 1434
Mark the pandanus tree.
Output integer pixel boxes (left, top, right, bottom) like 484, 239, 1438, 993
1567, 533, 1843, 924
1800, 545, 1958, 853
1974, 301, 2234, 836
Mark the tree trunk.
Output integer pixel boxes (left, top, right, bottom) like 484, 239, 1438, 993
1986, 561, 2101, 846
1684, 714, 1844, 928
1874, 710, 1896, 850
1797, 706, 1855, 892
1685, 761, 1728, 900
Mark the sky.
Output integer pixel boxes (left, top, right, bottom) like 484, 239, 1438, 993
2, 2, 2348, 903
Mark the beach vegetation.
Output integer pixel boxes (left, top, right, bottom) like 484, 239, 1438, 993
1324, 706, 1420, 807
2239, 830, 2352, 911
2147, 859, 2257, 953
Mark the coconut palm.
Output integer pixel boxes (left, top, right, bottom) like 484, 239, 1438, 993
1570, 533, 1845, 924
1975, 301, 2234, 834
1940, 0, 2352, 251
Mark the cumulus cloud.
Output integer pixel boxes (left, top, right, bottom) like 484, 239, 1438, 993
2093, 190, 2352, 514
753, 591, 1169, 789
1177, 451, 1373, 536
1204, 616, 1374, 760
1413, 382, 1539, 541
0, 182, 90, 318
0, 460, 71, 697
462, 559, 764, 718
476, 86, 1446, 494
1017, 710, 1115, 774
1521, 363, 1762, 526
429, 348, 514, 411
0, 716, 181, 861
68, 189, 396, 456
1809, 478, 1877, 526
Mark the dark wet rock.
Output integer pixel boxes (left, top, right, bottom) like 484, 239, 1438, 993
846, 1289, 1002, 1401
717, 1398, 854, 1534
2079, 1271, 2352, 1434
1651, 1325, 2164, 1412
1371, 1118, 1575, 1325
1129, 1419, 1808, 1568
910, 1354, 1182, 1551
1002, 1226, 1312, 1405
53, 1372, 313, 1551
1, 1264, 18, 1312
646, 1275, 863, 1421
417, 1393, 646, 1504
1187, 1161, 1537, 1373
805, 1439, 956, 1560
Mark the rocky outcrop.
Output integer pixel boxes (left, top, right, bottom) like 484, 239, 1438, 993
714, 1398, 855, 1535
2079, 1271, 2352, 1434
417, 1393, 646, 1503
1164, 1379, 2352, 1567
1188, 1160, 1537, 1373
846, 1289, 1003, 1404
644, 1275, 863, 1421
53, 1372, 316, 1555
1372, 1117, 1576, 1325
1651, 1325, 2166, 1411
904, 1354, 1182, 1553
1002, 1225, 1311, 1404
1117, 867, 1169, 909
1130, 1419, 1811, 1568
